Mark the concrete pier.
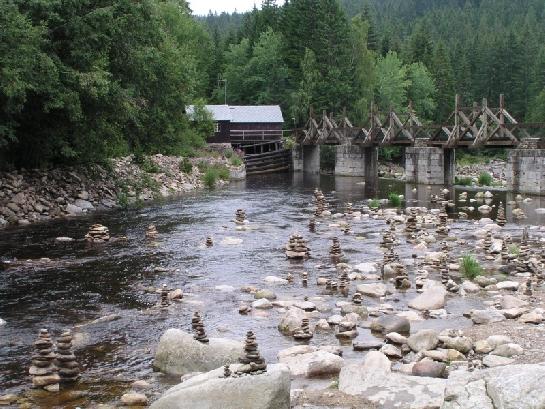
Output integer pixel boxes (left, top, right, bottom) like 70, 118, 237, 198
507, 148, 545, 195
334, 145, 377, 177
405, 147, 455, 185
302, 145, 320, 174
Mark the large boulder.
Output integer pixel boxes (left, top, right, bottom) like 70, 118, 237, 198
370, 315, 410, 335
470, 309, 505, 325
407, 329, 439, 352
356, 283, 387, 298
150, 364, 290, 409
408, 286, 446, 311
278, 350, 344, 378
339, 351, 446, 408
153, 329, 243, 376
277, 307, 307, 335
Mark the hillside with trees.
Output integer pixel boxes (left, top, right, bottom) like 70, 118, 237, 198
2, 0, 544, 169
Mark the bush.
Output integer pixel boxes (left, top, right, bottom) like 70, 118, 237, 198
282, 135, 296, 150
388, 193, 402, 207
368, 198, 380, 209
179, 158, 193, 173
203, 168, 217, 188
478, 171, 493, 186
460, 255, 483, 279
223, 148, 234, 159
230, 156, 242, 166
455, 176, 473, 186
508, 245, 520, 255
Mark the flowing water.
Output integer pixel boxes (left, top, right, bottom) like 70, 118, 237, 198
1, 173, 544, 407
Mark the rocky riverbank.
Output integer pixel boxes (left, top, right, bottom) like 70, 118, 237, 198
0, 153, 244, 229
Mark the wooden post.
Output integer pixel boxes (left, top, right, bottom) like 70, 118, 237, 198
499, 94, 505, 139
453, 94, 460, 146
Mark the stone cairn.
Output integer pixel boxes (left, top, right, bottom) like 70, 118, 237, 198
501, 237, 510, 264
524, 279, 533, 296
285, 234, 310, 259
301, 271, 308, 287
394, 265, 410, 290
342, 224, 351, 235
314, 189, 327, 217
440, 258, 450, 285
516, 230, 530, 273
160, 284, 170, 309
56, 330, 80, 383
145, 224, 158, 239
29, 329, 60, 392
236, 331, 267, 375
222, 364, 231, 378
235, 209, 246, 224
85, 224, 110, 242
286, 272, 294, 283
329, 237, 343, 261
339, 271, 349, 296
383, 246, 397, 265
405, 209, 418, 233
205, 236, 213, 247
293, 318, 313, 341
436, 213, 449, 235
192, 312, 209, 343
496, 202, 507, 226
352, 292, 363, 305
345, 202, 353, 216
308, 218, 316, 233
483, 231, 493, 254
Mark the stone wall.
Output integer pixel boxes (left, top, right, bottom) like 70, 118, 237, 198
405, 147, 447, 185
292, 147, 304, 172
506, 149, 545, 195
303, 146, 320, 174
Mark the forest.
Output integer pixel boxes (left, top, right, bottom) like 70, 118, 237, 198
1, 0, 545, 168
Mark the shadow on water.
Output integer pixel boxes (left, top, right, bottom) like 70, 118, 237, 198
0, 173, 544, 406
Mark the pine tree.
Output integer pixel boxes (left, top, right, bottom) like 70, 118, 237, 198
431, 42, 455, 121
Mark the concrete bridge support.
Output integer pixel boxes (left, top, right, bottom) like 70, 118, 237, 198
302, 145, 321, 174
405, 147, 455, 185
507, 148, 545, 195
334, 145, 378, 180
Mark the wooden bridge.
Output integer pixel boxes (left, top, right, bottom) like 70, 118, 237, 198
292, 95, 545, 195
297, 95, 545, 148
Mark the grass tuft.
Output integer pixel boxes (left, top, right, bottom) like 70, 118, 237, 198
388, 193, 402, 207
478, 171, 492, 186
461, 255, 484, 280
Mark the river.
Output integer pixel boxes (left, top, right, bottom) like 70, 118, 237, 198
1, 173, 544, 407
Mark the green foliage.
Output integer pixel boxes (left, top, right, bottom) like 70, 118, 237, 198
379, 146, 402, 161
282, 135, 297, 150
407, 62, 437, 119
201, 163, 230, 187
388, 193, 402, 207
203, 169, 218, 188
455, 176, 473, 186
179, 158, 193, 173
478, 172, 493, 186
375, 51, 410, 112
230, 156, 242, 166
508, 245, 520, 256
368, 198, 380, 209
461, 255, 484, 280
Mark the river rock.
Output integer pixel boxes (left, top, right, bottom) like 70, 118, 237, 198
339, 351, 446, 408
264, 276, 288, 284
380, 344, 402, 358
149, 364, 290, 409
519, 309, 544, 324
74, 199, 94, 210
474, 276, 497, 287
370, 315, 410, 334
496, 281, 519, 291
153, 329, 243, 376
385, 332, 408, 344
121, 393, 148, 406
500, 295, 528, 309
486, 335, 512, 349
407, 329, 439, 352
475, 340, 493, 354
340, 304, 368, 318
278, 307, 307, 335
412, 360, 446, 378
438, 332, 473, 354
252, 298, 273, 309
484, 364, 545, 408
502, 307, 527, 319
356, 283, 387, 298
483, 355, 515, 367
491, 343, 523, 357
408, 286, 446, 311
461, 281, 481, 293
470, 309, 505, 324
66, 203, 83, 215
278, 350, 344, 378
254, 289, 277, 300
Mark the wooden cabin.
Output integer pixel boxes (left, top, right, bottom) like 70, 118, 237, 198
187, 105, 284, 144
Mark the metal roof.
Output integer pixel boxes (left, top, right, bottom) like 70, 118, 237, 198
187, 105, 284, 123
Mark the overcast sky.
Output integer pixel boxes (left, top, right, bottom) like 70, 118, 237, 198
189, 0, 258, 16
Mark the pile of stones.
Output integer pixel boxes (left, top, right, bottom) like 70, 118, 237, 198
235, 209, 246, 224
285, 234, 310, 259
192, 312, 209, 343
85, 224, 110, 242
314, 189, 327, 217
56, 330, 80, 383
308, 218, 316, 233
235, 331, 267, 375
160, 284, 170, 309
436, 213, 449, 235
293, 318, 313, 341
29, 329, 61, 392
496, 202, 507, 226
329, 237, 343, 260
405, 209, 418, 233
206, 236, 213, 247
145, 224, 158, 239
